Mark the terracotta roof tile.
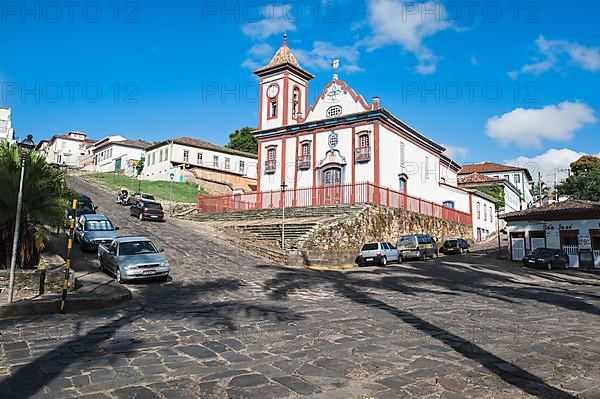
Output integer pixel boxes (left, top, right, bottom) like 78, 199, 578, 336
458, 172, 501, 184
502, 200, 600, 220
460, 162, 523, 174
148, 137, 257, 159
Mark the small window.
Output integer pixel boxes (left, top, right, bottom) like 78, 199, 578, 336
443, 201, 455, 209
301, 143, 311, 156
484, 204, 487, 221
270, 99, 277, 118
400, 142, 405, 169
239, 160, 245, 171
326, 105, 342, 118
267, 148, 276, 161
399, 176, 407, 193
359, 134, 370, 148
514, 174, 521, 184
183, 150, 189, 163
292, 87, 300, 118
224, 157, 230, 170
504, 175, 510, 181
213, 155, 219, 168
424, 156, 430, 181
197, 152, 203, 164
477, 202, 481, 219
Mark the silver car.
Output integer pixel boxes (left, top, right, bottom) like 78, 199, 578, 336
98, 237, 170, 283
357, 242, 402, 266
75, 214, 120, 251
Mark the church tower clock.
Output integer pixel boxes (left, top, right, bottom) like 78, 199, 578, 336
254, 34, 315, 131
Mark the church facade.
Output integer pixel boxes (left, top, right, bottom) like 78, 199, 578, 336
246, 35, 495, 237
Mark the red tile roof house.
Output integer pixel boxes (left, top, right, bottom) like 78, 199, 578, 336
458, 172, 524, 214
501, 200, 600, 269
458, 162, 534, 210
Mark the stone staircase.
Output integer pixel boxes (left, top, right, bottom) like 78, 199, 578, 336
188, 205, 367, 223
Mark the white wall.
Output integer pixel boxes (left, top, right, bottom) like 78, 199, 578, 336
47, 138, 85, 166
471, 194, 497, 240
95, 144, 145, 173
0, 108, 14, 142
144, 142, 258, 182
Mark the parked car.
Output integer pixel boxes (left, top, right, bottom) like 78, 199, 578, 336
75, 214, 120, 251
98, 237, 170, 283
523, 248, 570, 270
65, 194, 98, 226
397, 234, 438, 260
356, 242, 402, 266
440, 238, 470, 255
130, 200, 164, 221
129, 192, 156, 205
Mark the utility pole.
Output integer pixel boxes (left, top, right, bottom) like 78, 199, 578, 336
538, 172, 542, 207
554, 169, 558, 203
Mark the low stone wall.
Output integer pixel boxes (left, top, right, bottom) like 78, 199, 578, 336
303, 205, 472, 251
0, 254, 75, 299
288, 249, 358, 267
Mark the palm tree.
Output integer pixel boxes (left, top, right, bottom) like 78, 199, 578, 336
0, 141, 73, 269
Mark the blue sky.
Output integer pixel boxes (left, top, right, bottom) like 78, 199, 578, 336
1, 0, 599, 182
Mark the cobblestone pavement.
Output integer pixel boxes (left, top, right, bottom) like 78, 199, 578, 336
1, 178, 600, 398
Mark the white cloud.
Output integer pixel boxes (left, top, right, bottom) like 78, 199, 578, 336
241, 5, 297, 40
363, 0, 454, 75
506, 148, 600, 186
485, 101, 597, 148
442, 144, 469, 160
294, 42, 362, 74
241, 43, 275, 69
510, 36, 600, 78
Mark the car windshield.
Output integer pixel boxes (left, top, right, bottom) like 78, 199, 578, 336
399, 236, 417, 246
85, 220, 114, 231
143, 194, 155, 200
361, 243, 379, 251
445, 240, 458, 247
119, 241, 158, 255
532, 248, 554, 257
78, 201, 95, 212
145, 202, 162, 210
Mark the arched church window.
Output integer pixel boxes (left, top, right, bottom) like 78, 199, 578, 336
322, 167, 342, 186
326, 105, 342, 118
399, 176, 407, 193
292, 87, 301, 118
269, 99, 277, 118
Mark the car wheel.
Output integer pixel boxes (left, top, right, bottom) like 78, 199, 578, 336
139, 213, 144, 221
398, 255, 403, 264
432, 250, 438, 259
459, 247, 464, 254
547, 262, 553, 271
420, 252, 427, 261
381, 256, 387, 267
159, 275, 169, 282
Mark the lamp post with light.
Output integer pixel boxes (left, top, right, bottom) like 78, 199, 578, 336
280, 182, 288, 251
7, 135, 36, 304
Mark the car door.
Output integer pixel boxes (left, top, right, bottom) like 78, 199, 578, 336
381, 243, 390, 260
387, 243, 399, 261
106, 242, 119, 273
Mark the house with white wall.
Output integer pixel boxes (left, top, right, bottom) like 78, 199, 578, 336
458, 172, 522, 214
45, 131, 91, 166
142, 137, 258, 194
502, 200, 600, 269
459, 162, 533, 210
0, 107, 15, 142
91, 137, 149, 174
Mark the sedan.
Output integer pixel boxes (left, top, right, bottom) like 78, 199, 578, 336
523, 248, 570, 270
357, 242, 402, 267
130, 200, 165, 222
440, 238, 470, 255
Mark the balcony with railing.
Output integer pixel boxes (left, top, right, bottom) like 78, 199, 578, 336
355, 146, 371, 162
264, 160, 277, 174
297, 155, 311, 170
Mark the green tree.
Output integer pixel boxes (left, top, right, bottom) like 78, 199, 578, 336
225, 127, 258, 154
557, 156, 600, 201
477, 186, 505, 211
136, 159, 144, 176
0, 142, 73, 269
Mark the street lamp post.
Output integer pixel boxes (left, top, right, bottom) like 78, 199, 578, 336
280, 182, 288, 251
496, 207, 502, 259
169, 172, 175, 207
7, 135, 36, 304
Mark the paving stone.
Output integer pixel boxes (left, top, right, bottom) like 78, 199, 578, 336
378, 375, 412, 390
273, 375, 321, 395
89, 368, 116, 383
113, 385, 160, 399
177, 345, 217, 359
228, 373, 270, 388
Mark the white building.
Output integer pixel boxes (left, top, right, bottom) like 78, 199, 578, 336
503, 200, 600, 269
458, 172, 523, 213
0, 107, 15, 142
91, 136, 149, 174
239, 34, 495, 239
45, 131, 90, 166
459, 162, 533, 210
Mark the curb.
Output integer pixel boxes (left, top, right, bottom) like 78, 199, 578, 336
0, 285, 131, 320
305, 265, 355, 271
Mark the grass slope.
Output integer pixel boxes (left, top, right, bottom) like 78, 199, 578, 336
81, 172, 206, 204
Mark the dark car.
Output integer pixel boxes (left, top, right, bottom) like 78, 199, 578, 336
66, 194, 98, 225
440, 238, 470, 255
130, 200, 164, 222
523, 248, 570, 270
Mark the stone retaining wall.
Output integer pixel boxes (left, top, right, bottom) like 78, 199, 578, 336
303, 205, 472, 250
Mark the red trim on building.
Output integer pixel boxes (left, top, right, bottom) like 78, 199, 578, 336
374, 123, 380, 186
312, 132, 317, 202
258, 83, 264, 130
351, 127, 356, 203
280, 139, 287, 185
293, 136, 299, 205
282, 73, 289, 125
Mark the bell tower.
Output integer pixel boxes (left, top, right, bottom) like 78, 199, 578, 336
254, 34, 315, 131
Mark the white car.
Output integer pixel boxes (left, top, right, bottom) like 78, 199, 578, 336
357, 242, 402, 266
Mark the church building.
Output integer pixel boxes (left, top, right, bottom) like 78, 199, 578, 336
249, 35, 495, 237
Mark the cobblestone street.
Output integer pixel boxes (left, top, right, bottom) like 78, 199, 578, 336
1, 178, 600, 398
